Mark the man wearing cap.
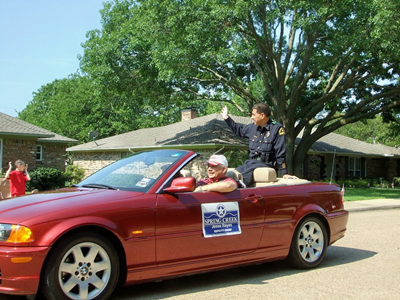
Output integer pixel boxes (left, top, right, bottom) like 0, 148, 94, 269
221, 103, 298, 186
194, 155, 238, 193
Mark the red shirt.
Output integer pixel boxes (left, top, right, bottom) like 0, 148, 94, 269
196, 176, 238, 187
8, 170, 29, 197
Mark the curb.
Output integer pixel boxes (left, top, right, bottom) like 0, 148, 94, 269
344, 199, 400, 213
346, 205, 400, 213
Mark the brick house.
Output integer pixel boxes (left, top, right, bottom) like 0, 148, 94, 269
67, 110, 400, 182
302, 132, 400, 182
0, 112, 78, 197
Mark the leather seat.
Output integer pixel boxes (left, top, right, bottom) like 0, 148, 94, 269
252, 167, 277, 187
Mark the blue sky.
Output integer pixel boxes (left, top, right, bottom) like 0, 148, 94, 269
0, 0, 105, 117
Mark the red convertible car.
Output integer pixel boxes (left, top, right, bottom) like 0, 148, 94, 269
0, 149, 348, 300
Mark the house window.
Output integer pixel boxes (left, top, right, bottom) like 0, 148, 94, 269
0, 138, 3, 169
121, 152, 130, 159
36, 145, 43, 161
348, 157, 361, 177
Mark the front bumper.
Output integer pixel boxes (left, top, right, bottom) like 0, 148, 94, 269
0, 245, 49, 296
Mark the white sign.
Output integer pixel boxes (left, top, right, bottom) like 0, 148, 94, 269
201, 202, 241, 238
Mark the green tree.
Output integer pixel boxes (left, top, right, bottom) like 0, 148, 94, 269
19, 74, 205, 142
336, 115, 400, 147
80, 0, 400, 175
18, 73, 140, 142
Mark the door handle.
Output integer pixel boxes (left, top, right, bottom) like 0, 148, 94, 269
245, 194, 263, 203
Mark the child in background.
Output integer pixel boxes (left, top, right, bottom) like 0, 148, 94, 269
5, 159, 31, 197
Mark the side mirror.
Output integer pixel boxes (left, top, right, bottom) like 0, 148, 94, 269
164, 177, 196, 193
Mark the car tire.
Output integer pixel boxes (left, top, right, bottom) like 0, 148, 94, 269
287, 216, 328, 269
40, 231, 120, 300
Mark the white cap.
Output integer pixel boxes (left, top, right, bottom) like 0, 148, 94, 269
205, 155, 228, 168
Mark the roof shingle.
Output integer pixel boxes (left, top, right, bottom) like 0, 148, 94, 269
0, 112, 78, 143
67, 113, 400, 157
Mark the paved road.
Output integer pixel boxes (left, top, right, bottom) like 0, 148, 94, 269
6, 208, 400, 300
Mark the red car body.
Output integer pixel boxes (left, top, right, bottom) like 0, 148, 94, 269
0, 150, 348, 299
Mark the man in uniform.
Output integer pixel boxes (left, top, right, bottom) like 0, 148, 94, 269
221, 103, 298, 186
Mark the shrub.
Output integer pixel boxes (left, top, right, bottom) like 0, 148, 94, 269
27, 167, 66, 192
312, 177, 396, 188
335, 177, 388, 188
64, 165, 85, 186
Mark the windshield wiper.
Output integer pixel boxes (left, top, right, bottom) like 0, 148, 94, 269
80, 183, 117, 190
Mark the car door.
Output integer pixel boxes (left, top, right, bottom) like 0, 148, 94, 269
155, 188, 265, 264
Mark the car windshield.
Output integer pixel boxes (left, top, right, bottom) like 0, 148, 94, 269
77, 150, 189, 192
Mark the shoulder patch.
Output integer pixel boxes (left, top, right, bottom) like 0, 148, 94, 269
279, 127, 286, 135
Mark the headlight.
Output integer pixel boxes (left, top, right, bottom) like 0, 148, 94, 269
0, 224, 34, 243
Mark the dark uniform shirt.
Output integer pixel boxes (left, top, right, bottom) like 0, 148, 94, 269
225, 116, 288, 175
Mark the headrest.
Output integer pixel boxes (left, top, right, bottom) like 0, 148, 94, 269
253, 167, 277, 182
226, 169, 243, 181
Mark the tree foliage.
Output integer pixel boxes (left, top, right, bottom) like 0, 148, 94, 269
18, 73, 210, 142
19, 0, 400, 175
336, 115, 400, 148
79, 0, 400, 174
18, 73, 141, 142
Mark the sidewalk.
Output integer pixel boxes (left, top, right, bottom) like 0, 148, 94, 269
344, 199, 400, 212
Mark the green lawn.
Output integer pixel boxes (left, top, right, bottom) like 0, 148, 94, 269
343, 187, 400, 201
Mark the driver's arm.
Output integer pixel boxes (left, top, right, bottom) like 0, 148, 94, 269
194, 179, 237, 193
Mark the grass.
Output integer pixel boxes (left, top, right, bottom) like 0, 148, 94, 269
343, 187, 400, 202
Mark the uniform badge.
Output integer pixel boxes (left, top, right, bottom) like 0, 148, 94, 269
279, 127, 285, 135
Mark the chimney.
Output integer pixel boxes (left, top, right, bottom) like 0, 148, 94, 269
181, 108, 197, 121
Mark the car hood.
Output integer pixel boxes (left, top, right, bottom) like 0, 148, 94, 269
0, 188, 144, 224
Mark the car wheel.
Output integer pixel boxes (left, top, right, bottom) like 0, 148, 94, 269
40, 231, 120, 300
287, 216, 328, 269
